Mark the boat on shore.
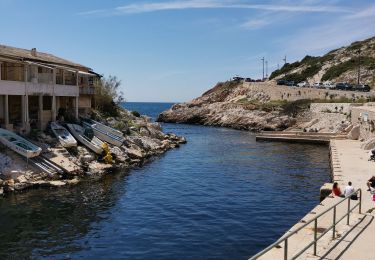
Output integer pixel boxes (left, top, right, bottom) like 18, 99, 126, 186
0, 128, 42, 158
66, 123, 104, 154
50, 122, 77, 148
82, 120, 124, 147
82, 118, 124, 138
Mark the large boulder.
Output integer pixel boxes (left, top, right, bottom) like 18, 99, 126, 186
347, 125, 360, 140
361, 137, 375, 150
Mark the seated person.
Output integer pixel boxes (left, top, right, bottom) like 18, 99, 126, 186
332, 182, 344, 197
367, 176, 375, 191
344, 181, 354, 196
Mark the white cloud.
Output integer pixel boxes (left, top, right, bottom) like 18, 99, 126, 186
241, 18, 270, 30
282, 10, 375, 58
345, 4, 375, 19
78, 0, 351, 16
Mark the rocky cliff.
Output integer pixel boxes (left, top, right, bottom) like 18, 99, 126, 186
158, 37, 375, 131
157, 81, 297, 131
270, 36, 375, 86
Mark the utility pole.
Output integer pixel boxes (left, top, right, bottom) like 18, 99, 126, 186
283, 55, 287, 65
357, 49, 361, 85
265, 60, 268, 79
277, 63, 280, 70
261, 57, 265, 81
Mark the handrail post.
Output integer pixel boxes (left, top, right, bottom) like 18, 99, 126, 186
332, 206, 336, 239
284, 239, 288, 260
313, 219, 317, 255
359, 189, 362, 214
347, 197, 351, 225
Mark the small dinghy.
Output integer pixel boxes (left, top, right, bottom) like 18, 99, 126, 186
0, 128, 42, 158
82, 120, 124, 147
50, 122, 77, 148
66, 123, 104, 154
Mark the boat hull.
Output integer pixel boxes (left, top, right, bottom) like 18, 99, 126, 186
67, 124, 104, 154
82, 122, 124, 147
0, 129, 42, 158
50, 122, 77, 148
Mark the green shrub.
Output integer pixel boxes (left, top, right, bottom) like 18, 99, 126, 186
269, 61, 301, 79
94, 75, 125, 117
281, 99, 312, 117
322, 57, 375, 81
131, 111, 141, 117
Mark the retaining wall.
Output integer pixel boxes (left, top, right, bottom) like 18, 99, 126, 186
244, 82, 374, 102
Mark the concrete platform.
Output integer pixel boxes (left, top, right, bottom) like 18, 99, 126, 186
256, 131, 347, 144
252, 139, 375, 259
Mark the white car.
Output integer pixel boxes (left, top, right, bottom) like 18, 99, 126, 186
313, 82, 320, 88
324, 82, 335, 89
297, 81, 309, 87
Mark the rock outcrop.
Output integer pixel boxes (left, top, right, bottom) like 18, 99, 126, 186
157, 81, 297, 131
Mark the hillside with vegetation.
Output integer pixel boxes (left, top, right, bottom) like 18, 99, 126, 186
270, 36, 375, 87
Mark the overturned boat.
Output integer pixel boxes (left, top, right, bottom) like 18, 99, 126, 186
82, 119, 124, 147
50, 122, 77, 148
66, 123, 104, 154
0, 128, 42, 158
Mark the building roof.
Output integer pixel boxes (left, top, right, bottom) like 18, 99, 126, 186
0, 44, 93, 72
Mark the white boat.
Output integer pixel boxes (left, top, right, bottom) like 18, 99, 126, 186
0, 128, 42, 158
66, 124, 104, 154
83, 119, 124, 138
82, 121, 124, 147
50, 122, 77, 148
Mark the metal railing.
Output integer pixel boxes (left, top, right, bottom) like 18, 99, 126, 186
250, 189, 362, 260
79, 86, 95, 95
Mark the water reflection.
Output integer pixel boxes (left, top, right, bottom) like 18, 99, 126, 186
0, 172, 129, 259
0, 123, 330, 259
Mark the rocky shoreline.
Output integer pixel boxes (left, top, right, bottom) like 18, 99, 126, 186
0, 107, 186, 196
157, 81, 298, 131
157, 81, 357, 133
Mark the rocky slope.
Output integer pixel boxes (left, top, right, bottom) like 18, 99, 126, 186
157, 81, 296, 131
270, 36, 375, 86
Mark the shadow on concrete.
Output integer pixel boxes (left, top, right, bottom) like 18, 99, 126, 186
319, 214, 374, 260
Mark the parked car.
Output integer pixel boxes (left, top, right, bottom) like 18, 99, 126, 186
336, 82, 352, 91
297, 81, 309, 87
245, 78, 252, 82
313, 82, 324, 89
233, 77, 244, 81
323, 81, 335, 89
353, 84, 371, 92
277, 79, 286, 85
286, 81, 296, 86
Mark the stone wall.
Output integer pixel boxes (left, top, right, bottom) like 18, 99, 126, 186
310, 103, 355, 114
244, 82, 374, 102
351, 105, 375, 140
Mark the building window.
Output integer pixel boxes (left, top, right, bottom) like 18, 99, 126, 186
43, 96, 52, 110
27, 65, 38, 83
1, 62, 24, 81
56, 69, 63, 85
64, 71, 76, 85
38, 67, 53, 84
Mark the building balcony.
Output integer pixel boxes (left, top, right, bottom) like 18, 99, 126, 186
0, 80, 79, 96
79, 86, 95, 95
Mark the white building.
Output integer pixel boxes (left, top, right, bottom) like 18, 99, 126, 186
0, 45, 100, 133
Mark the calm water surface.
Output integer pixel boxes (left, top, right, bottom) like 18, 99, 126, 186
0, 102, 330, 259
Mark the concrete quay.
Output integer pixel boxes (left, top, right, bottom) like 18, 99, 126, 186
253, 139, 375, 259
256, 131, 347, 145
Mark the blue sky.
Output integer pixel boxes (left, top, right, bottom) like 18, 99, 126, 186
1, 0, 375, 102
